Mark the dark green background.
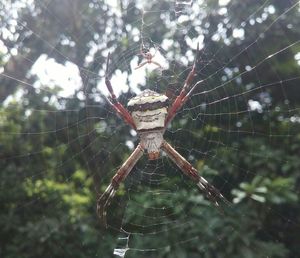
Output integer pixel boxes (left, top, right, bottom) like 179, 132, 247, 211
1, 0, 300, 257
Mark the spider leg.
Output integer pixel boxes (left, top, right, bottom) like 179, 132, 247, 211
135, 48, 163, 70
161, 140, 230, 209
134, 61, 149, 70
97, 144, 144, 227
151, 60, 162, 69
134, 60, 162, 70
104, 53, 136, 129
165, 43, 200, 127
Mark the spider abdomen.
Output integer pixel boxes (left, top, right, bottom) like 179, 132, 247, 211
127, 89, 169, 131
127, 89, 169, 159
131, 108, 167, 131
139, 131, 164, 160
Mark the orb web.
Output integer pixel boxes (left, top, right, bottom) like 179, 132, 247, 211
0, 0, 300, 257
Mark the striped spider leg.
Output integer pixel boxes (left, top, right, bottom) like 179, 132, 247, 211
165, 43, 200, 127
104, 52, 136, 130
98, 44, 228, 227
161, 141, 230, 209
97, 144, 144, 227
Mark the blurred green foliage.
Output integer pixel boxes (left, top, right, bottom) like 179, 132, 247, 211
1, 0, 300, 257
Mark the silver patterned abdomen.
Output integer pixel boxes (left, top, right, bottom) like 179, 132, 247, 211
127, 89, 169, 159
131, 107, 167, 131
128, 89, 169, 132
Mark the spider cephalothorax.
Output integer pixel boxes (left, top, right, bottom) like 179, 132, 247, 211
135, 45, 162, 70
97, 46, 229, 227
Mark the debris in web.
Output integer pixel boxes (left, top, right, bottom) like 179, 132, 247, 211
175, 0, 194, 17
113, 248, 129, 258
113, 234, 130, 258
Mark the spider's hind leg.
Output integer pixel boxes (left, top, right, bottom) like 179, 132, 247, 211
196, 177, 230, 212
97, 184, 116, 226
161, 140, 230, 211
96, 144, 144, 228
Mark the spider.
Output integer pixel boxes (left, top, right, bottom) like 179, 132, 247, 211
134, 44, 162, 70
97, 44, 228, 227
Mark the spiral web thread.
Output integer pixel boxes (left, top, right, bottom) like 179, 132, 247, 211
1, 0, 300, 257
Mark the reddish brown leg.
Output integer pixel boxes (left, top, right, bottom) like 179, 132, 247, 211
134, 54, 162, 70
134, 60, 149, 70
165, 43, 200, 127
105, 53, 136, 129
134, 60, 162, 70
161, 141, 229, 208
97, 144, 144, 227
